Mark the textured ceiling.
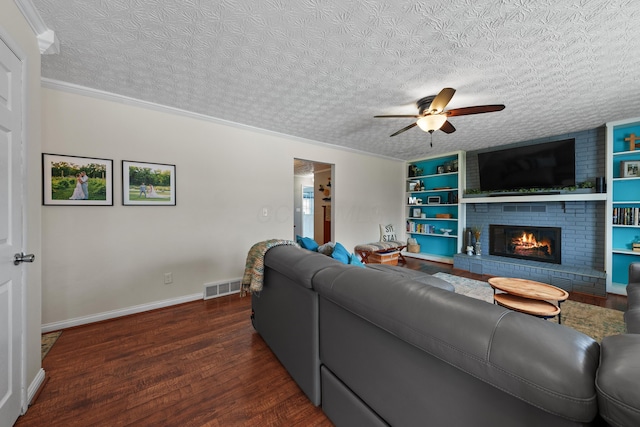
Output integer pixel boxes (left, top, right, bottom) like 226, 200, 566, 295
32, 0, 640, 160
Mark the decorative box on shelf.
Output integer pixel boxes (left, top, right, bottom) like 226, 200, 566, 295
407, 244, 420, 253
369, 251, 399, 265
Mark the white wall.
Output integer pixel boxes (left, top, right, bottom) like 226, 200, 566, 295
0, 1, 43, 403
41, 87, 405, 326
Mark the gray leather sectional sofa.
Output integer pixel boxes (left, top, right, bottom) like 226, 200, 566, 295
250, 245, 640, 426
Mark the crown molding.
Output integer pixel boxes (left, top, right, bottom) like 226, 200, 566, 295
41, 78, 405, 162
14, 0, 59, 54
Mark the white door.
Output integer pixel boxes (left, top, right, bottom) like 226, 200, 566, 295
301, 185, 314, 238
0, 36, 25, 427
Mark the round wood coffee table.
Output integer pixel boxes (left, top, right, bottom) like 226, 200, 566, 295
488, 277, 569, 323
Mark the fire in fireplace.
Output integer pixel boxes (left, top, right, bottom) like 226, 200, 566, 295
489, 224, 561, 264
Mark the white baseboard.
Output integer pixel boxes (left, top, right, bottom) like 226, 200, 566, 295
25, 368, 46, 411
41, 293, 204, 333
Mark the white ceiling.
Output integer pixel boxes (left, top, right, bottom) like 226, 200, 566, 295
31, 0, 640, 160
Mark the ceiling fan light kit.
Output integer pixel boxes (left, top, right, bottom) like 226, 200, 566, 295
417, 115, 447, 132
375, 87, 505, 145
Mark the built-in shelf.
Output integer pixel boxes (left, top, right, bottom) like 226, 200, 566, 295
460, 193, 607, 204
405, 216, 457, 221
406, 151, 465, 264
612, 249, 640, 256
606, 117, 640, 294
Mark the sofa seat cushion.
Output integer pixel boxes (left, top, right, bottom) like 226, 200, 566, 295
596, 334, 640, 427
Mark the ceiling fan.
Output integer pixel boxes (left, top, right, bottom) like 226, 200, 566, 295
374, 88, 505, 146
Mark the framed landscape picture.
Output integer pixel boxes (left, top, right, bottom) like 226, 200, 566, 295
122, 160, 176, 206
42, 153, 113, 206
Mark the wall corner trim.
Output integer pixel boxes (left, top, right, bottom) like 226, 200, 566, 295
14, 0, 59, 54
25, 368, 45, 411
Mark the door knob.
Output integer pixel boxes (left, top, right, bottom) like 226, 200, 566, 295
14, 252, 35, 265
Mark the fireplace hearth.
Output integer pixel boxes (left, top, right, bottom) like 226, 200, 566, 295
489, 224, 561, 264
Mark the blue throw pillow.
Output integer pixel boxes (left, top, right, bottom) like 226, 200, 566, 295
298, 236, 319, 251
349, 253, 366, 268
331, 242, 350, 264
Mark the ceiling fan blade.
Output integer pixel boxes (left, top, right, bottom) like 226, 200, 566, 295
389, 122, 417, 137
374, 115, 420, 118
446, 105, 505, 117
429, 88, 456, 112
440, 120, 456, 134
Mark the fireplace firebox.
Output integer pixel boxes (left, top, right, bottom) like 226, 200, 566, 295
489, 224, 561, 264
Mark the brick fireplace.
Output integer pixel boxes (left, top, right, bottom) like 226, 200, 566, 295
454, 200, 606, 296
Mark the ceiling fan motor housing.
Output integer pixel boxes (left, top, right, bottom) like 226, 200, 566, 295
417, 96, 437, 115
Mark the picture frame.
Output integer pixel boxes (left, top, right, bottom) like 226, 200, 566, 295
412, 208, 421, 218
621, 160, 640, 178
42, 153, 113, 206
427, 196, 441, 204
122, 161, 176, 206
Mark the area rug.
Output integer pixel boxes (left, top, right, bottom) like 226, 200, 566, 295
41, 331, 62, 360
433, 273, 626, 342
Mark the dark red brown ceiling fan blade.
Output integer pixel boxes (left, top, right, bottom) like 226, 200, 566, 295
429, 88, 456, 112
374, 115, 420, 118
440, 120, 456, 134
446, 105, 505, 117
389, 122, 417, 137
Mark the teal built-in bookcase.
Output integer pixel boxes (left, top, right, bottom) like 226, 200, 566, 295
405, 151, 465, 264
606, 118, 640, 294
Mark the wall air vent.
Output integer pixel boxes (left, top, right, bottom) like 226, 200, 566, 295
204, 279, 242, 300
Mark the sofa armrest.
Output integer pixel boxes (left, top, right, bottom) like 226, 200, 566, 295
596, 334, 640, 427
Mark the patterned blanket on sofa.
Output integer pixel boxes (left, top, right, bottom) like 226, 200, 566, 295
241, 239, 298, 296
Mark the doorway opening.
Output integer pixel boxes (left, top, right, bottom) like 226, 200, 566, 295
294, 159, 333, 244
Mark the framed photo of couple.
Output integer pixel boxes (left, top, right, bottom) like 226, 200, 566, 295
42, 153, 114, 206
122, 160, 176, 206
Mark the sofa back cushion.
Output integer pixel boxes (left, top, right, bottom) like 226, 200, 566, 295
264, 245, 342, 289
626, 282, 640, 333
313, 267, 600, 423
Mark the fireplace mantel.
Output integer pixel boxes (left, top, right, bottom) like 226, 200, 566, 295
460, 193, 607, 204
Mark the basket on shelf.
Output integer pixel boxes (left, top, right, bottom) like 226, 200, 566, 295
407, 244, 421, 253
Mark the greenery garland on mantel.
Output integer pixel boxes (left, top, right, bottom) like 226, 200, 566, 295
464, 181, 594, 196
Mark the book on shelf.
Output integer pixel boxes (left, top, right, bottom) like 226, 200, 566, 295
407, 221, 435, 234
612, 207, 640, 225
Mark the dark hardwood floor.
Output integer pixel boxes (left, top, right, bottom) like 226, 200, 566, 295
17, 259, 627, 426
17, 296, 331, 427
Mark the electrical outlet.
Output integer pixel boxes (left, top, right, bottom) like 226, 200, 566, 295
164, 272, 173, 285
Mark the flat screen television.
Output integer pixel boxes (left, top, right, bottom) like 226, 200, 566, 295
477, 138, 576, 192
